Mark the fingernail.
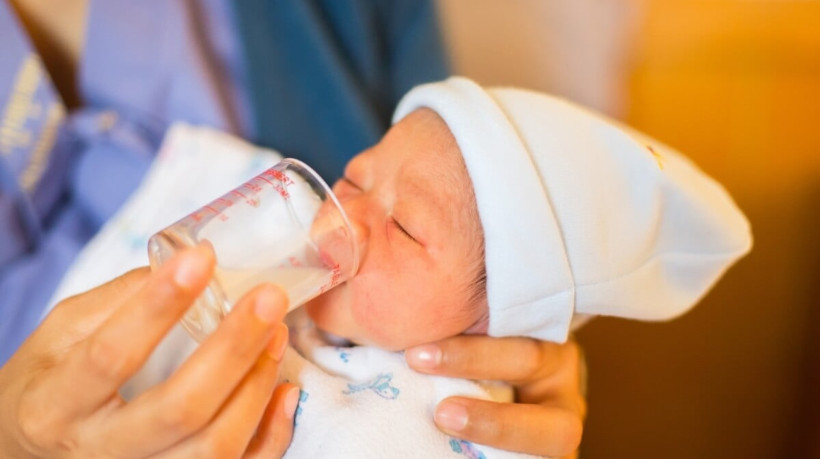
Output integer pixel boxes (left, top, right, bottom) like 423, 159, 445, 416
406, 345, 441, 371
267, 323, 289, 361
254, 286, 284, 324
435, 401, 468, 432
284, 387, 301, 420
173, 247, 212, 289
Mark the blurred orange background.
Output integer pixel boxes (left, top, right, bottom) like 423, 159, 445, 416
438, 0, 820, 457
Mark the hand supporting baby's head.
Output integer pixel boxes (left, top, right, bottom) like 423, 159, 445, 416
305, 108, 489, 351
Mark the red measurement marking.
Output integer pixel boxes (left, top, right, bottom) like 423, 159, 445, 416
244, 182, 262, 194
258, 176, 290, 198
232, 189, 256, 206
319, 264, 342, 294
265, 169, 294, 185
255, 169, 293, 198
330, 264, 341, 286
217, 197, 233, 208
205, 205, 220, 215
287, 256, 303, 267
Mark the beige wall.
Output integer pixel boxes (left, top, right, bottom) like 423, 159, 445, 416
437, 1, 820, 457
436, 0, 641, 117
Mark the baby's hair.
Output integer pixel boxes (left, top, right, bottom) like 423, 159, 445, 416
463, 210, 489, 334
420, 106, 490, 333
465, 243, 489, 334
469, 253, 487, 306
460, 177, 487, 311
444, 128, 489, 332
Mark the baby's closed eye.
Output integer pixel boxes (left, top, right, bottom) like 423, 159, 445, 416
389, 217, 419, 244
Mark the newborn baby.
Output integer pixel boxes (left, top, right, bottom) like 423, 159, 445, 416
279, 77, 752, 458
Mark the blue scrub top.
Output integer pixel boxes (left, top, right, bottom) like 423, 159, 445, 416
0, 0, 448, 364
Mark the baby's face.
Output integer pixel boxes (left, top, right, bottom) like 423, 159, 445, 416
305, 109, 487, 351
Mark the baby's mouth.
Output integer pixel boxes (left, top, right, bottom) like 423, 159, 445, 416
313, 227, 358, 282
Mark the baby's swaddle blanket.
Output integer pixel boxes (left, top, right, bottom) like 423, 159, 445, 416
282, 310, 536, 459
49, 124, 539, 458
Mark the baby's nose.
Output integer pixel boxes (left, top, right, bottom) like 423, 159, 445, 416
337, 197, 372, 259
347, 216, 369, 258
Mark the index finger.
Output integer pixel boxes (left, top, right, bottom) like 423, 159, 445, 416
406, 335, 570, 384
434, 397, 583, 457
43, 267, 151, 347
37, 246, 215, 416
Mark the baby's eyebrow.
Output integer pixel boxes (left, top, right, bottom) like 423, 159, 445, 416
401, 178, 452, 227
404, 179, 440, 206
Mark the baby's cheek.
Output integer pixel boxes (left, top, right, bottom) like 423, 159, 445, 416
349, 289, 404, 349
345, 265, 459, 350
305, 288, 349, 331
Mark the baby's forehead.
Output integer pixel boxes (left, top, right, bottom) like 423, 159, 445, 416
399, 110, 473, 197
397, 109, 482, 237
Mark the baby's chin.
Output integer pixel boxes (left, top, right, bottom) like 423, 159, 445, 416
303, 286, 483, 351
303, 299, 410, 351
303, 305, 381, 348
303, 291, 367, 346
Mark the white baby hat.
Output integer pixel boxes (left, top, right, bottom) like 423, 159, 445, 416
393, 77, 752, 343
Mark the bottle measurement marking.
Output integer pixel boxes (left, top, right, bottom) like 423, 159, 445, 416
243, 181, 262, 194
319, 264, 342, 293
256, 175, 290, 199
190, 169, 293, 223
